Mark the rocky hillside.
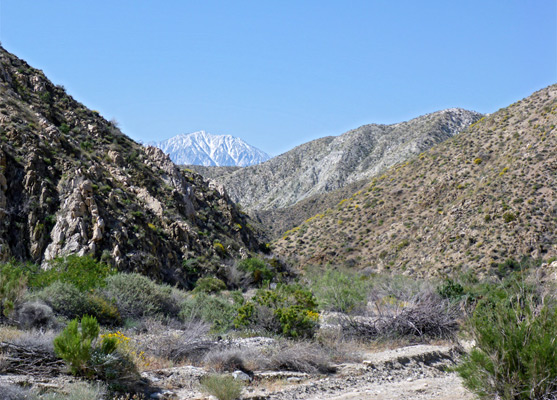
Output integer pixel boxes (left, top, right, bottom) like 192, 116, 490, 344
204, 109, 482, 214
150, 131, 270, 166
0, 46, 261, 287
273, 85, 557, 275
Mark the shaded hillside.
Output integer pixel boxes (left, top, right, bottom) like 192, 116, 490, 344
254, 179, 369, 238
211, 109, 482, 213
273, 85, 557, 276
0, 46, 260, 287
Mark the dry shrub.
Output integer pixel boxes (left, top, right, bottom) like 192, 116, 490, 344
267, 341, 335, 374
202, 347, 263, 373
0, 384, 37, 400
341, 289, 459, 340
0, 325, 23, 342
148, 320, 213, 363
11, 329, 57, 353
16, 301, 58, 329
315, 328, 363, 364
386, 291, 459, 338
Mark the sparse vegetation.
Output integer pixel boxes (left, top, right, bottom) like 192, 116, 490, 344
200, 374, 243, 400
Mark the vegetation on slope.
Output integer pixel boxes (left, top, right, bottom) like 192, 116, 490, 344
274, 85, 557, 275
0, 46, 261, 286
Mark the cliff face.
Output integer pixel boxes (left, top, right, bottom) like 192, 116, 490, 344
273, 85, 557, 276
0, 46, 260, 287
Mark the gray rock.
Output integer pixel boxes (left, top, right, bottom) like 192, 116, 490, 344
233, 370, 252, 381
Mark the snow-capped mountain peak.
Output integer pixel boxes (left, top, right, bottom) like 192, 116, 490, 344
149, 131, 270, 167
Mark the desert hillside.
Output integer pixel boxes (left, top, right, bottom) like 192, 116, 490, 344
205, 109, 482, 214
273, 85, 557, 276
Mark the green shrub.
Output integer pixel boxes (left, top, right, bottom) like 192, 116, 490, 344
503, 212, 517, 223
36, 282, 121, 325
310, 269, 368, 313
54, 315, 116, 376
437, 279, 464, 301
194, 276, 227, 293
40, 381, 107, 400
30, 255, 115, 291
180, 292, 240, 333
86, 294, 122, 326
88, 348, 139, 391
200, 374, 243, 400
59, 123, 70, 134
103, 273, 178, 319
213, 241, 227, 257
237, 257, 275, 285
36, 281, 90, 319
275, 306, 319, 338
0, 262, 27, 317
456, 288, 557, 399
235, 284, 319, 338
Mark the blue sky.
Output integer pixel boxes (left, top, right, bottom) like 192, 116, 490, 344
1, 1, 555, 156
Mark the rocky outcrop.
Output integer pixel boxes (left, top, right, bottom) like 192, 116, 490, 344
0, 46, 262, 286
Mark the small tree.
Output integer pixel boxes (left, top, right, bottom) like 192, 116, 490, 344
54, 315, 117, 376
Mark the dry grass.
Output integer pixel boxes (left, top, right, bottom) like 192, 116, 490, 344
203, 347, 264, 373
139, 320, 213, 364
200, 374, 243, 400
315, 328, 363, 364
266, 341, 335, 374
0, 325, 24, 342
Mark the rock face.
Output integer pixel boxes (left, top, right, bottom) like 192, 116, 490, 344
0, 46, 261, 287
203, 109, 482, 214
273, 85, 557, 275
149, 131, 270, 167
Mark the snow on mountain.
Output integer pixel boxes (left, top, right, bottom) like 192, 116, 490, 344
149, 131, 270, 167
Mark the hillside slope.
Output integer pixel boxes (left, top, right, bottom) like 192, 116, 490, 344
213, 109, 482, 213
0, 46, 260, 287
273, 85, 557, 275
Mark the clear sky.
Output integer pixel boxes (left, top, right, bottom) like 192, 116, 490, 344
0, 1, 555, 156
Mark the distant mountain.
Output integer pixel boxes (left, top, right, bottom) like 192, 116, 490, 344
273, 85, 557, 275
150, 131, 270, 167
203, 109, 483, 215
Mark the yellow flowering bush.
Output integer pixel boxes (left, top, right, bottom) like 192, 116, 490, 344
101, 331, 148, 369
